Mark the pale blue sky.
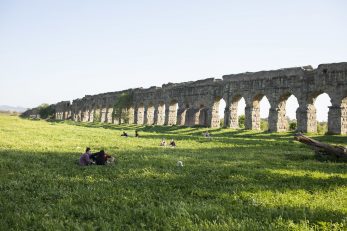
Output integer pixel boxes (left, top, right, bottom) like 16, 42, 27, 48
0, 0, 346, 120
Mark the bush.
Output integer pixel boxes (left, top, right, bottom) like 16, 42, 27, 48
260, 119, 268, 131
220, 118, 224, 127
38, 104, 55, 119
93, 111, 101, 122
238, 115, 245, 128
317, 122, 328, 134
289, 121, 297, 131
113, 93, 133, 124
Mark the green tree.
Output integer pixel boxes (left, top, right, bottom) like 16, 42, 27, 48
238, 115, 245, 128
38, 104, 55, 119
113, 93, 133, 123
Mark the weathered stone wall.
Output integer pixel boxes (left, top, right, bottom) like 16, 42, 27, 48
27, 62, 347, 134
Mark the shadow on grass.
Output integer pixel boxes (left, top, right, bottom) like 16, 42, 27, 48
45, 119, 347, 146
1, 147, 347, 228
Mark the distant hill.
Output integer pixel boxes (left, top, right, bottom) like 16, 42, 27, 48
0, 105, 28, 113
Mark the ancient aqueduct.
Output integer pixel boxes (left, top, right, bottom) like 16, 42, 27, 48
25, 62, 347, 134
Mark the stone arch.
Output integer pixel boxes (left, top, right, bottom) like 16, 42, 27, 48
184, 103, 196, 126
327, 95, 347, 134
199, 104, 209, 126
177, 102, 189, 126
219, 98, 226, 126
296, 91, 331, 133
314, 93, 331, 122
311, 91, 332, 133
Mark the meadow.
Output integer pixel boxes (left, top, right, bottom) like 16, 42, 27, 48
0, 113, 346, 230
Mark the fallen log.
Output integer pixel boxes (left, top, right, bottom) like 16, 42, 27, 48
294, 133, 347, 162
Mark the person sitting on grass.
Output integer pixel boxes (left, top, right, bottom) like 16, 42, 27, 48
79, 147, 92, 166
121, 131, 128, 137
160, 138, 166, 146
95, 150, 115, 165
169, 139, 176, 147
203, 131, 212, 140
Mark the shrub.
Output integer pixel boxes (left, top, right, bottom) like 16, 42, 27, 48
113, 93, 133, 124
317, 122, 328, 134
38, 104, 55, 119
93, 111, 101, 122
289, 121, 297, 131
220, 118, 224, 127
238, 115, 245, 128
260, 119, 268, 131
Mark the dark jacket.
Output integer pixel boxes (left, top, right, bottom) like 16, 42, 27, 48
95, 151, 106, 165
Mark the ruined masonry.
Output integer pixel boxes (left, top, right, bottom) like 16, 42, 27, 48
27, 62, 347, 134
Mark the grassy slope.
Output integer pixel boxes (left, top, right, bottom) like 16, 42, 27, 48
0, 114, 346, 231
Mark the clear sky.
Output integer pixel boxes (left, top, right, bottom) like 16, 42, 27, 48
0, 0, 346, 120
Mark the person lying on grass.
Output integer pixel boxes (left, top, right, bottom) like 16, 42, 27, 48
121, 131, 128, 137
94, 150, 115, 165
169, 139, 176, 147
160, 138, 166, 146
79, 147, 92, 166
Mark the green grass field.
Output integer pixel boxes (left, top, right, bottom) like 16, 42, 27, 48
0, 113, 346, 230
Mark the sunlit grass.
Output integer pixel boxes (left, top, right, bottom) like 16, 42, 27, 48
0, 114, 346, 230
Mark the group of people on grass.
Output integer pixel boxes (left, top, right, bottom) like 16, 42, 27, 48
160, 138, 176, 147
121, 130, 139, 138
79, 147, 115, 166
79, 130, 184, 166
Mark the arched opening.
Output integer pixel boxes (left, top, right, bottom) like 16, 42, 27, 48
89, 109, 94, 122
94, 108, 101, 122
136, 103, 145, 125
105, 106, 113, 123
314, 93, 331, 133
177, 103, 187, 126
100, 107, 107, 123
271, 93, 299, 132
127, 106, 135, 124
199, 104, 208, 126
285, 94, 299, 131
229, 96, 246, 129
237, 98, 246, 117
218, 98, 226, 127
208, 97, 226, 128
185, 104, 196, 126
167, 100, 178, 125
146, 103, 155, 125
